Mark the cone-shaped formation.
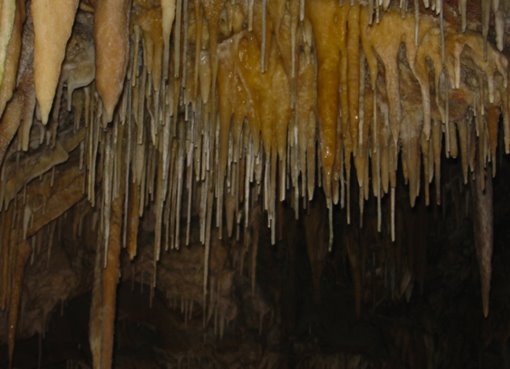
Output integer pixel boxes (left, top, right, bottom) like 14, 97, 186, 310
95, 0, 131, 123
31, 0, 79, 124
0, 0, 17, 91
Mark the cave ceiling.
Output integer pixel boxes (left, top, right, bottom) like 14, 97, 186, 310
0, 0, 509, 368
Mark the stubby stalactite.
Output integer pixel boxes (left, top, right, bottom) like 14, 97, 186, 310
94, 0, 131, 124
0, 0, 509, 368
31, 0, 79, 124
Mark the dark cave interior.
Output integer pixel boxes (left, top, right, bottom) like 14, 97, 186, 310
2, 154, 510, 369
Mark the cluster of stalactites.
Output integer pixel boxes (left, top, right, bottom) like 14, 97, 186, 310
0, 1, 509, 367
0, 0, 507, 254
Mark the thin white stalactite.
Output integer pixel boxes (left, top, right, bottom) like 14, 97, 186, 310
495, 10, 504, 51
414, 0, 420, 45
459, 0, 467, 31
261, 0, 267, 72
174, 0, 183, 78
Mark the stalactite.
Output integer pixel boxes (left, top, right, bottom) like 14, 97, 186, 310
100, 194, 123, 369
86, 93, 100, 206
135, 5, 164, 92
0, 0, 16, 94
459, 0, 467, 31
347, 4, 361, 160
439, 0, 445, 64
95, 0, 131, 123
90, 194, 123, 369
495, 9, 504, 51
173, 0, 182, 79
161, 0, 176, 81
101, 131, 114, 265
0, 0, 22, 117
306, 1, 346, 202
216, 41, 234, 238
487, 106, 500, 174
432, 119, 442, 205
261, 0, 267, 72
201, 0, 222, 99
31, 0, 78, 124
364, 11, 405, 146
